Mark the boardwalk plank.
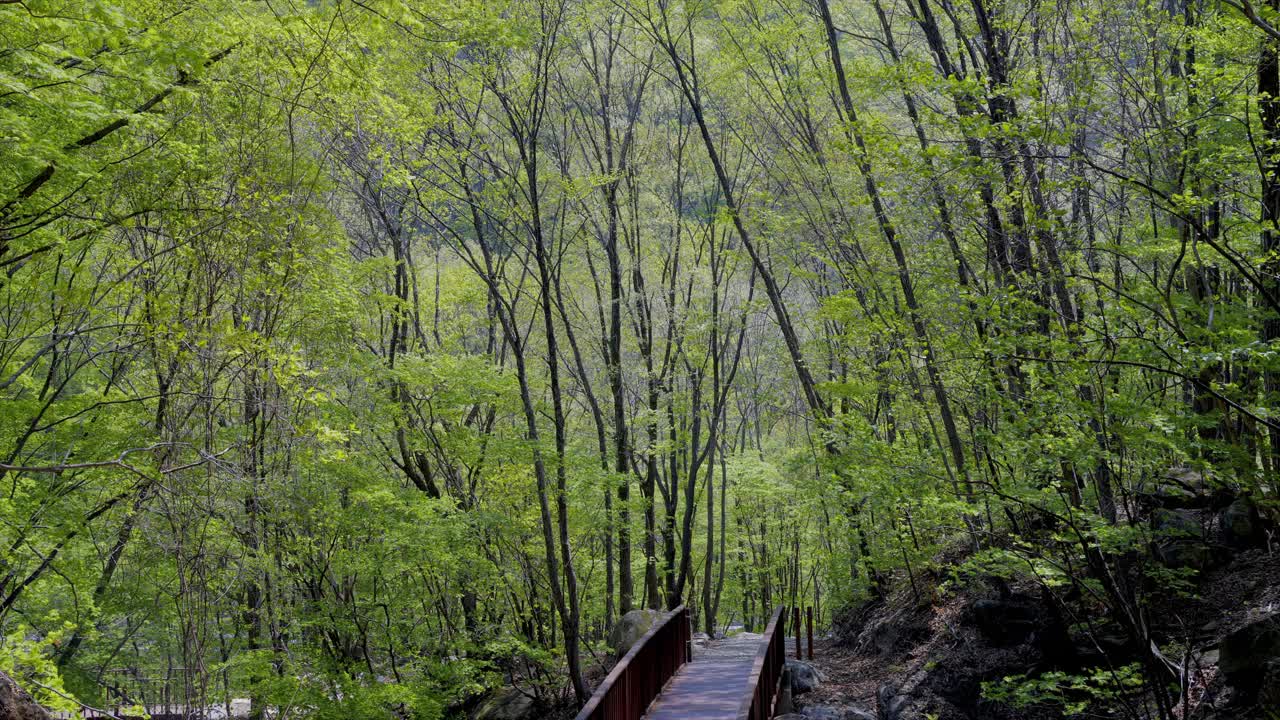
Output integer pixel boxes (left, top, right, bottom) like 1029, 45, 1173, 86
642, 632, 764, 720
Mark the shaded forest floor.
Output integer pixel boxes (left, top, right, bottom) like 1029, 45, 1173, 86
798, 637, 918, 713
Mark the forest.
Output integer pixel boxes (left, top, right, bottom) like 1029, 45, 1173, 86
1, 0, 1279, 718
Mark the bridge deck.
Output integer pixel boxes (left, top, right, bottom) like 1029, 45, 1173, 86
641, 632, 766, 720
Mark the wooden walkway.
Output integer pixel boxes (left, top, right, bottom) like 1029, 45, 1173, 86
642, 632, 766, 720
573, 605, 790, 720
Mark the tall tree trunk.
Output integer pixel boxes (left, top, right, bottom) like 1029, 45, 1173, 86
522, 135, 589, 705
1260, 0, 1280, 473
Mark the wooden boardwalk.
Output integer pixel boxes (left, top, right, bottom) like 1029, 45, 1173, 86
642, 632, 766, 720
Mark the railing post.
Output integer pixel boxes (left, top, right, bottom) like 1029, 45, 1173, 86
807, 606, 814, 660
684, 606, 691, 664
793, 606, 801, 659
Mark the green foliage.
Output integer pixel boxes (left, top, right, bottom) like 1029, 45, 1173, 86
2, 0, 1279, 717
982, 664, 1146, 716
0, 624, 78, 713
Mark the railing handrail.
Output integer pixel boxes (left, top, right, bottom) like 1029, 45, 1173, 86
574, 605, 691, 720
736, 605, 787, 720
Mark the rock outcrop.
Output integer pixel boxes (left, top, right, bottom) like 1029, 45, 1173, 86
1219, 613, 1280, 700
0, 671, 53, 720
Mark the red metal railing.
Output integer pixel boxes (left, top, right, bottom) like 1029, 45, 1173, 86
736, 606, 787, 720
574, 605, 692, 720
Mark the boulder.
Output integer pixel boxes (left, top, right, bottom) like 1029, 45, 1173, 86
1219, 613, 1280, 695
787, 659, 821, 694
1220, 497, 1262, 547
608, 608, 665, 658
470, 687, 536, 720
1153, 508, 1203, 537
1156, 541, 1220, 570
1142, 467, 1212, 508
1153, 508, 1223, 569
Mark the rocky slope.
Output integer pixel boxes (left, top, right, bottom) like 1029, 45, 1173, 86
782, 491, 1279, 720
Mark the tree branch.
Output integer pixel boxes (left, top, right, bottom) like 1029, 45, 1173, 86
0, 45, 236, 227
1224, 0, 1280, 43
